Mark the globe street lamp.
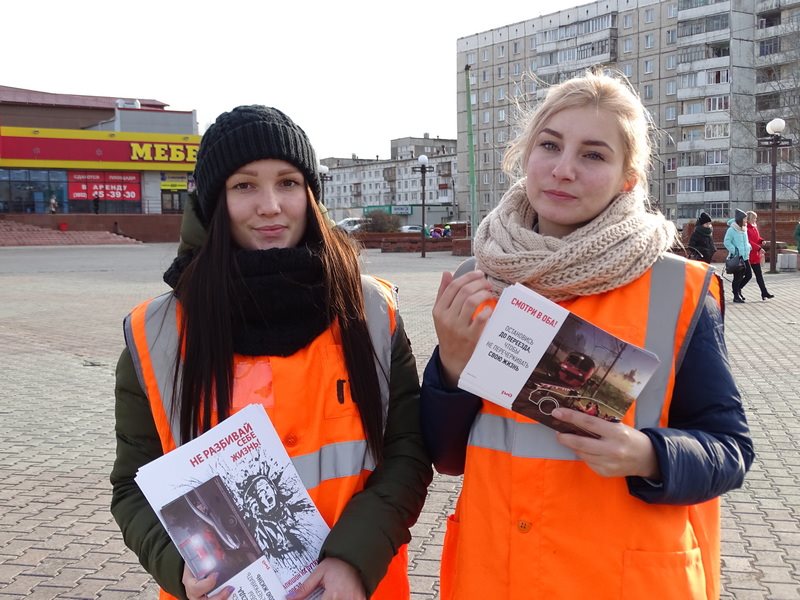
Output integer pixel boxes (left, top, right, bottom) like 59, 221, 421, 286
412, 154, 432, 258
758, 118, 793, 274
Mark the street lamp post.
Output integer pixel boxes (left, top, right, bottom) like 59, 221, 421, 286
758, 118, 792, 274
412, 154, 431, 258
318, 164, 333, 219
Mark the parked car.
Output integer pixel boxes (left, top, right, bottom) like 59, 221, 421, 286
557, 351, 596, 388
336, 217, 371, 234
400, 225, 423, 234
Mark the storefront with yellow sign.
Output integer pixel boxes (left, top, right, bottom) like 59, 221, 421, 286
0, 127, 200, 215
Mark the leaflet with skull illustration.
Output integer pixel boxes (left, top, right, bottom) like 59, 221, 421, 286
135, 404, 327, 600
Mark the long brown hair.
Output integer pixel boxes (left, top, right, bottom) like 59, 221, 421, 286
173, 187, 386, 462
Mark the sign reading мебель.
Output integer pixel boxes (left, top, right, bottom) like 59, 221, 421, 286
0, 126, 200, 172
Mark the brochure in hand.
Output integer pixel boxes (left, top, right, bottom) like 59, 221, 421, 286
135, 404, 327, 600
458, 283, 660, 437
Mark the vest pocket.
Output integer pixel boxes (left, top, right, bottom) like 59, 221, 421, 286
440, 513, 460, 600
622, 547, 707, 600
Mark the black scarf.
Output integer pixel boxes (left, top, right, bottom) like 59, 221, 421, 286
164, 246, 331, 356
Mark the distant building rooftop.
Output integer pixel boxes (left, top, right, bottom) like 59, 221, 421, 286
0, 85, 168, 111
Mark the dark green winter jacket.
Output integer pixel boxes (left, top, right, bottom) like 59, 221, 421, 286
109, 200, 432, 598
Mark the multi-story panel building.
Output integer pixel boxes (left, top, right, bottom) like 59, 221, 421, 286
456, 0, 799, 227
321, 134, 458, 226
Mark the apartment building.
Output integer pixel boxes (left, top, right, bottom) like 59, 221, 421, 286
456, 0, 799, 227
320, 134, 458, 226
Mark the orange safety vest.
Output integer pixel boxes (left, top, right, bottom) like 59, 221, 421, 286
441, 255, 722, 600
124, 276, 409, 600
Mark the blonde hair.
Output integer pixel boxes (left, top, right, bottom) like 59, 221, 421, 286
746, 210, 758, 224
502, 71, 653, 192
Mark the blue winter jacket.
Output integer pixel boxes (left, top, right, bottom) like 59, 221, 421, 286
421, 292, 754, 506
723, 219, 751, 259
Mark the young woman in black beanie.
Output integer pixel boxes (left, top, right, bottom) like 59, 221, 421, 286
110, 105, 432, 600
687, 211, 716, 264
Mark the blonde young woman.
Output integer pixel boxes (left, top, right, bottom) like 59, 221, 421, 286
421, 72, 753, 599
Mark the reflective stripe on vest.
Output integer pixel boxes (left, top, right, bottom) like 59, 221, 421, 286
468, 254, 713, 460
123, 275, 393, 486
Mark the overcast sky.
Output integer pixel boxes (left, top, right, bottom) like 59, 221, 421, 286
5, 0, 581, 160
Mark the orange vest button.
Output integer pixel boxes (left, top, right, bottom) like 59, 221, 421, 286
284, 433, 299, 447
517, 520, 532, 533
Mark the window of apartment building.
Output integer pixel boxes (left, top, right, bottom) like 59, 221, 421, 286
512, 41, 520, 55
482, 70, 488, 82
705, 176, 729, 192
708, 42, 729, 58
666, 181, 677, 196
623, 63, 633, 77
667, 3, 678, 18
758, 12, 782, 28
482, 49, 489, 61
513, 82, 524, 97
482, 132, 490, 144
665, 105, 678, 121
785, 91, 800, 108
705, 122, 730, 139
706, 69, 729, 84
497, 66, 505, 79
682, 100, 704, 115
756, 66, 781, 83
706, 13, 729, 32
666, 157, 677, 171
706, 149, 728, 165
756, 93, 780, 110
682, 127, 704, 141
679, 72, 697, 88
471, 113, 477, 126
623, 14, 633, 28
756, 146, 793, 164
759, 37, 781, 56
482, 173, 490, 185
467, 52, 476, 65
666, 29, 677, 44
469, 72, 477, 86
497, 87, 506, 101
483, 193, 491, 207
623, 38, 633, 53
644, 8, 654, 23
498, 172, 506, 184
558, 48, 576, 63
643, 84, 654, 100
498, 108, 507, 122
498, 45, 506, 58
470, 93, 477, 106
483, 152, 490, 164
644, 59, 654, 74
644, 33, 654, 48
529, 36, 536, 50
482, 90, 490, 103
680, 151, 704, 167
666, 79, 677, 95
498, 130, 508, 143
666, 54, 677, 70
707, 202, 729, 219
679, 177, 704, 192
706, 95, 729, 111
528, 81, 538, 94
513, 62, 521, 76
483, 110, 490, 124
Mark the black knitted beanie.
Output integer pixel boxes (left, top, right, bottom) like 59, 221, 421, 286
193, 105, 321, 226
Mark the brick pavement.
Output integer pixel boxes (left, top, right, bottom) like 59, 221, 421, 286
0, 245, 798, 599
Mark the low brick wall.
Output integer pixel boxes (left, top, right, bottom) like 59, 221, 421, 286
683, 216, 798, 264
2, 214, 181, 243
452, 238, 472, 257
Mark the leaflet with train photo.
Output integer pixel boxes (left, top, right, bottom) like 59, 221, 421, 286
135, 404, 327, 600
458, 283, 661, 437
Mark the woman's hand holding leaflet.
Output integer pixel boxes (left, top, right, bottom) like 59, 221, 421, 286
432, 270, 494, 388
552, 408, 660, 480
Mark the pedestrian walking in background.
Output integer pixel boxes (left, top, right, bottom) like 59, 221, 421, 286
688, 210, 716, 263
420, 71, 753, 600
110, 105, 432, 600
49, 195, 58, 214
724, 209, 752, 303
746, 211, 774, 300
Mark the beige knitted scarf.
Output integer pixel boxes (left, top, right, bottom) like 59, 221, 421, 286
474, 179, 677, 302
